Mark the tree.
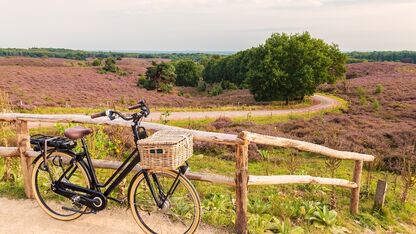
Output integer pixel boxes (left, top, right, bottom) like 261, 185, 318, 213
102, 57, 119, 73
174, 59, 203, 87
144, 61, 176, 91
248, 32, 346, 103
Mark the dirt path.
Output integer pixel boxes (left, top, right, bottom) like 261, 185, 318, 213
0, 198, 222, 234
145, 94, 339, 121
28, 94, 340, 129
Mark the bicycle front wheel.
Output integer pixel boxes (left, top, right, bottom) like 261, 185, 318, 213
129, 169, 201, 234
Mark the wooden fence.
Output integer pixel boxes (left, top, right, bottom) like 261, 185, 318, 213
0, 113, 374, 233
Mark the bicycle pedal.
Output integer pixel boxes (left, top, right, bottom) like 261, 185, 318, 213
62, 206, 85, 214
108, 197, 125, 204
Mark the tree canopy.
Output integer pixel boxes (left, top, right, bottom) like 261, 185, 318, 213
174, 59, 204, 87
247, 32, 346, 102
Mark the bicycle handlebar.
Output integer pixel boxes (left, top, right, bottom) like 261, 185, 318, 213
90, 100, 150, 121
91, 111, 107, 119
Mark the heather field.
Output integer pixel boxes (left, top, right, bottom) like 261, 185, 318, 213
0, 57, 259, 109
206, 62, 416, 164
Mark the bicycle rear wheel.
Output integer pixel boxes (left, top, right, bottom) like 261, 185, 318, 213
129, 169, 201, 234
31, 152, 91, 221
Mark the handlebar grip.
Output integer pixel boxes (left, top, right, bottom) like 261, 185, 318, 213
91, 111, 107, 119
128, 104, 141, 110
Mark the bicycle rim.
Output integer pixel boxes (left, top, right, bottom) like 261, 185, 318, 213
32, 152, 91, 221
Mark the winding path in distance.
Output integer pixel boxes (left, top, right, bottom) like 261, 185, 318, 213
145, 94, 340, 122
27, 94, 341, 129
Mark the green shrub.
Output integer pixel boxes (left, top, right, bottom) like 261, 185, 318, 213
159, 83, 173, 94
91, 58, 102, 66
137, 75, 154, 89
356, 86, 367, 96
372, 99, 381, 110
102, 57, 119, 73
375, 84, 384, 94
197, 80, 207, 92
209, 84, 223, 96
144, 61, 176, 91
220, 80, 238, 90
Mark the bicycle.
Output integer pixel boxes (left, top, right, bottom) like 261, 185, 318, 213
30, 100, 201, 234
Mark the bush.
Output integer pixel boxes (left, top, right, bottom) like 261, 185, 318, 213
159, 83, 173, 93
197, 80, 207, 92
91, 58, 102, 66
144, 61, 176, 91
209, 84, 223, 96
375, 84, 384, 94
220, 80, 238, 90
137, 75, 154, 89
174, 59, 203, 87
102, 57, 119, 73
372, 99, 381, 110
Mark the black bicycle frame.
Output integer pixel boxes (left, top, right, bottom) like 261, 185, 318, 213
51, 126, 182, 211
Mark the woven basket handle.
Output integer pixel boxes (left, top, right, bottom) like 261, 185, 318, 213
180, 134, 191, 149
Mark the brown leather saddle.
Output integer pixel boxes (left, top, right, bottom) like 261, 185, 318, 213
64, 126, 93, 140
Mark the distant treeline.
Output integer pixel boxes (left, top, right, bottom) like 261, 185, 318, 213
0, 48, 218, 61
347, 51, 416, 63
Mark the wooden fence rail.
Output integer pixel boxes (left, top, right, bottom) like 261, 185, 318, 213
0, 113, 374, 233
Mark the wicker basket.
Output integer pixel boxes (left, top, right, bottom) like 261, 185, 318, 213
138, 130, 193, 169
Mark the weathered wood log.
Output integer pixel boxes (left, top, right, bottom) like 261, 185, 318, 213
374, 180, 388, 210
350, 160, 363, 214
242, 131, 374, 162
0, 113, 240, 145
0, 147, 19, 157
248, 175, 358, 189
16, 120, 33, 198
235, 132, 249, 234
0, 147, 38, 158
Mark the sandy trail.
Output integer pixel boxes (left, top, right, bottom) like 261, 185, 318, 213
28, 94, 339, 129
0, 198, 221, 234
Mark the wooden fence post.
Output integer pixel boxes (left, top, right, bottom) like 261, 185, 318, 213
350, 160, 363, 214
16, 120, 33, 198
374, 180, 387, 210
236, 132, 249, 234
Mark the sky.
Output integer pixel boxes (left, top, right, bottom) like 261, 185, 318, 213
0, 0, 415, 52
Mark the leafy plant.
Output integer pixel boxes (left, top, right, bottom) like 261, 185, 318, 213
258, 149, 271, 175
306, 205, 337, 228
248, 214, 304, 234
268, 218, 304, 234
